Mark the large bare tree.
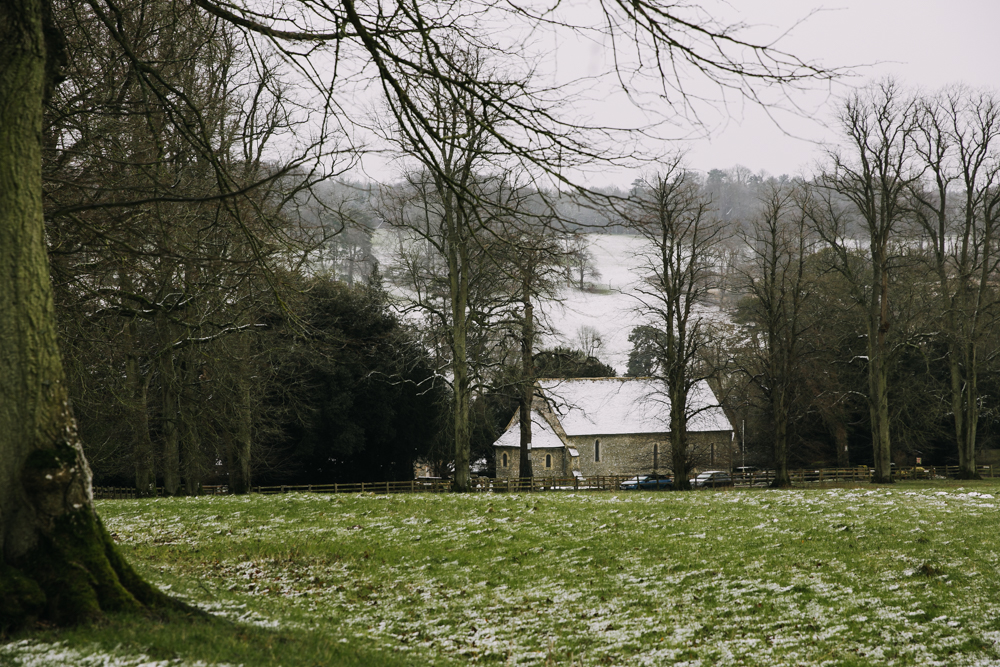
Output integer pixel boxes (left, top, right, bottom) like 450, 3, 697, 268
735, 182, 813, 486
813, 80, 921, 483
910, 86, 1000, 479
628, 157, 724, 490
0, 0, 194, 626
377, 48, 515, 492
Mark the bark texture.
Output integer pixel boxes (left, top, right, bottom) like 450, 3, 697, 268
1, 0, 183, 630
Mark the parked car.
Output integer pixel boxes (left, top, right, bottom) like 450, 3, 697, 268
689, 470, 734, 488
619, 473, 673, 490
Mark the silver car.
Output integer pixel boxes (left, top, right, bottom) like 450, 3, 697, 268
689, 470, 734, 488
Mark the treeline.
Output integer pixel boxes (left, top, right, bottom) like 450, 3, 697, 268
42, 0, 616, 491
43, 0, 999, 491
39, 0, 458, 492
621, 82, 1000, 484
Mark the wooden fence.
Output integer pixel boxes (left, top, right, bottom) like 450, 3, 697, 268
92, 464, 998, 500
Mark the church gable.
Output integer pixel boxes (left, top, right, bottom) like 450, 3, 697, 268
493, 377, 733, 479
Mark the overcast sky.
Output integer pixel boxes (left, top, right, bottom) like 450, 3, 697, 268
677, 0, 1000, 182
354, 1, 1000, 188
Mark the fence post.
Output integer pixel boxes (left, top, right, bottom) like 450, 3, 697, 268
361, 481, 365, 493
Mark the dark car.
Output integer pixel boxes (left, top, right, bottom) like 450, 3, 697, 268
619, 473, 674, 490
689, 470, 734, 488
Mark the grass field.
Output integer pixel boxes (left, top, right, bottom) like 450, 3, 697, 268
4, 482, 1000, 666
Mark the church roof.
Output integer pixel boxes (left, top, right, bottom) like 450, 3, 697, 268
493, 410, 566, 449
538, 377, 731, 436
493, 377, 732, 449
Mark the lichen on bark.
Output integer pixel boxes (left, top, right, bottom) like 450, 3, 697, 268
0, 0, 192, 632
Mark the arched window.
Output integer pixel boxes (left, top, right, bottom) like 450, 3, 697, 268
502, 452, 508, 468
545, 454, 552, 468
595, 439, 601, 462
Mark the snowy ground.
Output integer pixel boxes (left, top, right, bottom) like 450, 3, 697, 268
375, 232, 713, 373
535, 234, 647, 374
6, 486, 1000, 666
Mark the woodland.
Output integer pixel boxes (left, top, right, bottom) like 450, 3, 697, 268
33, 29, 1000, 492
2, 0, 998, 631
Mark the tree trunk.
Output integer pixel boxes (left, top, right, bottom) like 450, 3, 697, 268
158, 341, 181, 495
770, 388, 792, 487
868, 245, 893, 484
518, 296, 534, 481
229, 377, 253, 494
125, 340, 155, 497
834, 422, 850, 468
449, 227, 471, 492
868, 348, 893, 483
122, 284, 156, 496
0, 0, 183, 629
953, 342, 980, 479
180, 348, 202, 496
452, 335, 471, 491
669, 380, 691, 490
181, 405, 202, 496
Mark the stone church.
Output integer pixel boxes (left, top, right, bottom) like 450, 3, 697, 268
493, 377, 734, 479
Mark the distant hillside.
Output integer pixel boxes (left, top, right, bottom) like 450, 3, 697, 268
373, 232, 729, 374
535, 234, 646, 373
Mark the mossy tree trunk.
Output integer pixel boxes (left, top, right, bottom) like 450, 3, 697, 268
0, 0, 180, 630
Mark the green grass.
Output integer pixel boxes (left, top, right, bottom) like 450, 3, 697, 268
5, 481, 1000, 665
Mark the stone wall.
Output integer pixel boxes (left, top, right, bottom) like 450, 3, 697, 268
495, 447, 573, 478
495, 430, 734, 479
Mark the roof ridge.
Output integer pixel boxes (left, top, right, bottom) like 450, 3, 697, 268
536, 376, 653, 382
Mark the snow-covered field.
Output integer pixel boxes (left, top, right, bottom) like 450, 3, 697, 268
375, 232, 710, 373
536, 234, 648, 373
6, 485, 1000, 666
